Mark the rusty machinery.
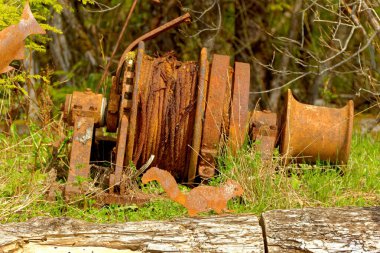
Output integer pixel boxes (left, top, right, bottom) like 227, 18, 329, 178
55, 13, 354, 204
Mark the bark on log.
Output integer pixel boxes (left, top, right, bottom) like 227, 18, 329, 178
0, 215, 264, 253
261, 206, 380, 253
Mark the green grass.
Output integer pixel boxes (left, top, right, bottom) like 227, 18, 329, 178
0, 119, 379, 223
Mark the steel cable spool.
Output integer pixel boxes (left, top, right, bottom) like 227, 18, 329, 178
132, 52, 198, 180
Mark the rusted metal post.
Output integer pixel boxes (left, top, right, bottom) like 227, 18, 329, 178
229, 62, 250, 153
126, 42, 144, 162
62, 90, 106, 197
188, 48, 208, 182
250, 110, 279, 161
199, 54, 231, 179
67, 116, 94, 183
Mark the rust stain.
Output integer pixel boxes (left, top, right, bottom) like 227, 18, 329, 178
281, 89, 354, 164
142, 167, 244, 217
0, 2, 45, 73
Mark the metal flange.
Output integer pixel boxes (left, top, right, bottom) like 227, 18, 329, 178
281, 89, 354, 164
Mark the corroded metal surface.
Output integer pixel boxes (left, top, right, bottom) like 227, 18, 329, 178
63, 89, 106, 127
251, 110, 279, 161
281, 89, 354, 164
199, 55, 231, 179
0, 2, 45, 73
106, 76, 120, 132
188, 48, 208, 182
126, 42, 144, 163
131, 52, 198, 180
67, 116, 94, 183
62, 90, 107, 197
112, 114, 129, 192
229, 62, 250, 153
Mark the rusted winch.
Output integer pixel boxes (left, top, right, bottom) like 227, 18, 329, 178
60, 42, 251, 203
58, 14, 355, 205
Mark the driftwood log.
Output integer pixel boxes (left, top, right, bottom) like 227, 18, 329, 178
0, 215, 263, 253
261, 206, 380, 253
0, 207, 379, 252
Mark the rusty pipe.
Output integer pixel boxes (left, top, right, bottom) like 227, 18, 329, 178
115, 13, 191, 84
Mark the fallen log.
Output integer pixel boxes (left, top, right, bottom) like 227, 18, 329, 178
1, 207, 379, 252
0, 215, 264, 253
261, 206, 380, 253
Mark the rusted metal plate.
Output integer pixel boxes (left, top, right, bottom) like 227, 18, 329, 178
0, 2, 45, 73
67, 116, 94, 183
188, 48, 208, 182
251, 110, 278, 161
229, 62, 250, 153
199, 54, 231, 179
281, 89, 354, 164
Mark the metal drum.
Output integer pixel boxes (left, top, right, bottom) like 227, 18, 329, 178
281, 90, 354, 164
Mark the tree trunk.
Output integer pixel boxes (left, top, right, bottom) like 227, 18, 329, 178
0, 215, 264, 253
261, 206, 380, 253
269, 0, 303, 111
234, 0, 271, 109
23, 50, 40, 122
57, 0, 98, 67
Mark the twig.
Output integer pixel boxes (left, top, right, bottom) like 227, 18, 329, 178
96, 0, 138, 93
251, 72, 311, 94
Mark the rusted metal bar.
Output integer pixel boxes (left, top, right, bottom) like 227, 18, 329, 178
96, 0, 138, 92
115, 13, 191, 83
251, 110, 279, 161
67, 116, 94, 183
106, 77, 120, 132
188, 48, 208, 182
281, 89, 354, 164
126, 42, 144, 163
112, 115, 129, 192
229, 62, 250, 153
199, 54, 231, 179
